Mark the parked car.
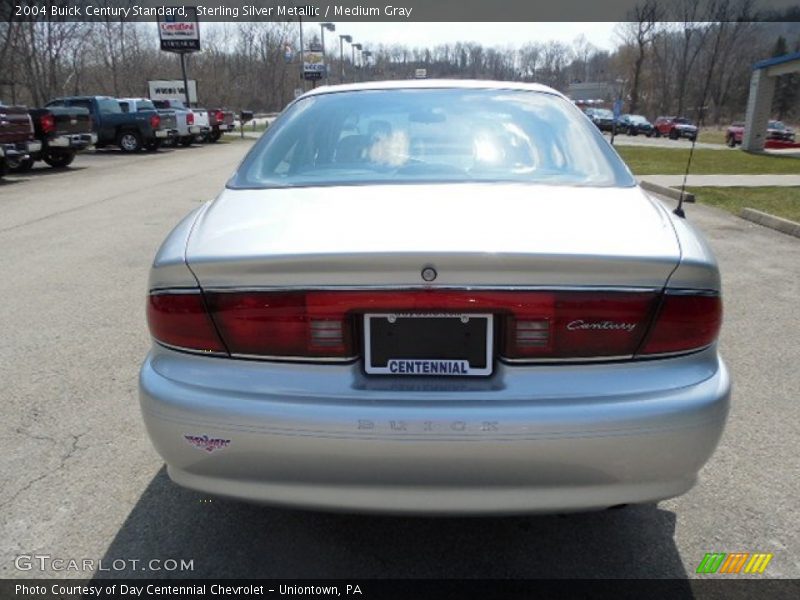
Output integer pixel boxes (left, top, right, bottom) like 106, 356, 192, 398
140, 80, 729, 514
151, 99, 202, 147
190, 107, 212, 143
726, 120, 795, 147
5, 105, 95, 172
766, 120, 796, 142
654, 116, 698, 141
584, 107, 615, 132
207, 108, 236, 142
46, 96, 163, 153
0, 102, 41, 178
725, 122, 744, 147
618, 114, 654, 137
118, 97, 178, 149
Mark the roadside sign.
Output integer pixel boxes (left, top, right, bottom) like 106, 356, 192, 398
148, 79, 198, 103
414, 68, 427, 79
158, 7, 200, 53
303, 48, 325, 81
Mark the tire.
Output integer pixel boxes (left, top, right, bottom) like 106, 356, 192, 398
117, 130, 142, 153
208, 129, 222, 143
689, 135, 697, 143
43, 150, 75, 169
179, 136, 193, 147
629, 127, 638, 136
6, 156, 34, 172
0, 160, 6, 179
646, 131, 653, 138
669, 129, 679, 140
726, 135, 736, 147
144, 139, 162, 152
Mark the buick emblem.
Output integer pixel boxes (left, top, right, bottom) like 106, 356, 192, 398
421, 266, 437, 282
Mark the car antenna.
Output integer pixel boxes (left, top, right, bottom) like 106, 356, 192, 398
675, 106, 703, 219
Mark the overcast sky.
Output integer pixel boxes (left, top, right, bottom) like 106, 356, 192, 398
310, 22, 621, 51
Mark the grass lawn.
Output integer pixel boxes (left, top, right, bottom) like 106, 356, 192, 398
687, 186, 800, 223
617, 146, 800, 175
698, 128, 729, 145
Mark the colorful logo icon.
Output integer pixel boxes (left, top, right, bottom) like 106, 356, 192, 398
696, 553, 773, 574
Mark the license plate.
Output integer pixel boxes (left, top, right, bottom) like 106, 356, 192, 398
364, 313, 493, 376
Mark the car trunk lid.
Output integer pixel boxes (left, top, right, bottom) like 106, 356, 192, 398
185, 183, 680, 289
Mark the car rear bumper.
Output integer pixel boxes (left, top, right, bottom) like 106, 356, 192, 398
1, 140, 40, 158
139, 345, 730, 514
48, 133, 97, 149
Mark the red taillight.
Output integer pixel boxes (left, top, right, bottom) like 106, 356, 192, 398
147, 289, 721, 362
214, 110, 224, 124
205, 292, 355, 358
502, 292, 657, 360
186, 112, 194, 126
40, 113, 56, 135
147, 293, 226, 353
150, 113, 161, 129
639, 294, 722, 355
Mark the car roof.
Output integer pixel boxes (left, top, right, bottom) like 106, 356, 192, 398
300, 79, 564, 100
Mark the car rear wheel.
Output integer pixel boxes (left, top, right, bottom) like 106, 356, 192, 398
42, 150, 76, 169
669, 129, 679, 140
6, 156, 34, 172
209, 130, 222, 143
726, 134, 737, 148
117, 130, 142, 153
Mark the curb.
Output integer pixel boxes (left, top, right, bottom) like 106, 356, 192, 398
639, 180, 696, 203
740, 208, 800, 238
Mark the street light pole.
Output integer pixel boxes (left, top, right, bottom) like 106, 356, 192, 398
339, 34, 351, 84
362, 50, 372, 81
352, 43, 362, 83
320, 22, 335, 86
298, 15, 305, 92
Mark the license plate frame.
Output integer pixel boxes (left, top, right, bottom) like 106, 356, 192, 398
363, 313, 493, 377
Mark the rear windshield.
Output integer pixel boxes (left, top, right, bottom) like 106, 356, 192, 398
594, 109, 613, 118
231, 88, 634, 189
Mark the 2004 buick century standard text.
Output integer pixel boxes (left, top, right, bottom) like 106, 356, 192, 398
139, 80, 730, 514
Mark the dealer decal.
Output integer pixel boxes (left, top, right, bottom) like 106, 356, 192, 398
184, 434, 231, 453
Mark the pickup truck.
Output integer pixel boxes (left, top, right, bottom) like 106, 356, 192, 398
118, 97, 178, 149
151, 99, 202, 147
0, 102, 41, 178
654, 116, 698, 141
207, 108, 236, 142
190, 107, 212, 143
5, 106, 95, 172
46, 96, 163, 153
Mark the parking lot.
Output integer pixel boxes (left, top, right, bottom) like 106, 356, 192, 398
1, 141, 798, 580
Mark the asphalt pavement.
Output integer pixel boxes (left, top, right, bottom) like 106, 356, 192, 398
1, 140, 798, 581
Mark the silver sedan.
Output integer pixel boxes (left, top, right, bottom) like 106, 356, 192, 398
139, 80, 730, 514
